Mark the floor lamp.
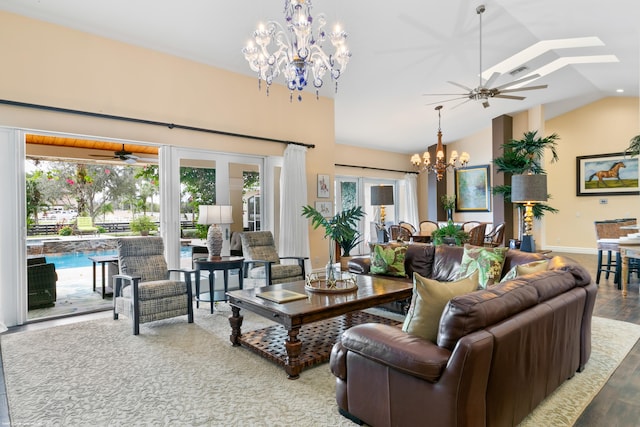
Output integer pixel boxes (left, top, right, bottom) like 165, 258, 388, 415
511, 174, 547, 253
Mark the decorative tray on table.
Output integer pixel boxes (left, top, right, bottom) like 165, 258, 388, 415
305, 271, 358, 293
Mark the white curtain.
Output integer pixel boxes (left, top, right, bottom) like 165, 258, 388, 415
405, 173, 420, 229
279, 145, 310, 268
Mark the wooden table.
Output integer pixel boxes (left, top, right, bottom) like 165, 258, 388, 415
194, 256, 244, 313
620, 244, 640, 297
227, 275, 412, 379
88, 254, 118, 298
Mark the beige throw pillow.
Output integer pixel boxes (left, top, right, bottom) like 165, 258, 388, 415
500, 260, 549, 283
402, 270, 479, 343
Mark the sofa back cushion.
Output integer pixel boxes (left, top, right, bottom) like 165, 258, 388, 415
431, 245, 465, 281
437, 280, 539, 351
404, 244, 435, 279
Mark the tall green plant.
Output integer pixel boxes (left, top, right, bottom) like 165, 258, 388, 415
301, 205, 365, 256
492, 130, 560, 219
626, 134, 640, 157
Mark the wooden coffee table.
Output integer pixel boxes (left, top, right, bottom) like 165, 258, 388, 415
226, 275, 412, 379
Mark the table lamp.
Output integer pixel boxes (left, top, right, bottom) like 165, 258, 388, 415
371, 185, 394, 225
198, 205, 233, 258
511, 174, 547, 252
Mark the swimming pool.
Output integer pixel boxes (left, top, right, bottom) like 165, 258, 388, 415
45, 247, 192, 269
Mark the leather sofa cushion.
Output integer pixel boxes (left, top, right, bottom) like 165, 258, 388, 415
548, 255, 592, 285
404, 244, 435, 279
431, 245, 465, 281
437, 280, 539, 351
340, 323, 452, 382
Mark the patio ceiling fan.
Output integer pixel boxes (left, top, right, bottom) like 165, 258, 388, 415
423, 4, 547, 109
90, 144, 156, 164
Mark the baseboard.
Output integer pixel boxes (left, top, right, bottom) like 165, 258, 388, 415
543, 246, 598, 255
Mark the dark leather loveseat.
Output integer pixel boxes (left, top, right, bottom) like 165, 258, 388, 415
332, 244, 597, 427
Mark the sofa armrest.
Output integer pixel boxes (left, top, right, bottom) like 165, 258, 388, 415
339, 323, 452, 382
347, 256, 370, 274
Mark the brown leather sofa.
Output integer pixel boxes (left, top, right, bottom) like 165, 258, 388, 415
333, 245, 597, 427
348, 244, 551, 314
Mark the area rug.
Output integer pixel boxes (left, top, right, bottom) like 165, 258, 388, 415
2, 308, 639, 427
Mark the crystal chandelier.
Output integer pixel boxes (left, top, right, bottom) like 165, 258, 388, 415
242, 0, 351, 102
411, 106, 470, 181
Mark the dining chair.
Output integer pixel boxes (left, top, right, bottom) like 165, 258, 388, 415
418, 220, 439, 237
484, 222, 506, 247
467, 223, 487, 246
461, 221, 482, 233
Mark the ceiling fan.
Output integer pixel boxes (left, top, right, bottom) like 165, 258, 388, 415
89, 144, 156, 164
423, 4, 547, 109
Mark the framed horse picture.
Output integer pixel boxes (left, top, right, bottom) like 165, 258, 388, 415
576, 152, 639, 196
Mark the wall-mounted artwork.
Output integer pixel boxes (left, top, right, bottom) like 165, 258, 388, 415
317, 174, 330, 198
576, 152, 639, 196
315, 201, 333, 218
455, 165, 491, 212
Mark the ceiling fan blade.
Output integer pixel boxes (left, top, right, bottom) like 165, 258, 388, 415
484, 72, 500, 88
498, 84, 548, 94
447, 81, 474, 92
494, 94, 526, 100
422, 93, 469, 96
493, 74, 541, 91
90, 154, 117, 159
451, 98, 473, 109
425, 96, 469, 106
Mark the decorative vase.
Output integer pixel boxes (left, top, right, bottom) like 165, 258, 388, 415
206, 224, 223, 258
325, 239, 337, 286
446, 208, 453, 221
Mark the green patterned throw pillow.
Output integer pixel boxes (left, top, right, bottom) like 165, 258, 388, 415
370, 243, 407, 277
456, 244, 508, 289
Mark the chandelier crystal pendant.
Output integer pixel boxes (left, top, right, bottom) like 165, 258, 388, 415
411, 106, 470, 181
242, 0, 351, 102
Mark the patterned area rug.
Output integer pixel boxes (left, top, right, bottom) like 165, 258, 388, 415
2, 307, 639, 426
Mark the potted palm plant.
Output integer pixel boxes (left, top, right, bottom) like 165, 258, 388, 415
302, 205, 365, 278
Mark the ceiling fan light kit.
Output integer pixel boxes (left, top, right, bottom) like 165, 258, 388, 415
423, 4, 547, 109
89, 144, 156, 164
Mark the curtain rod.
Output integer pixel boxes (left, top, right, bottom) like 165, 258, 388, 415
335, 163, 417, 175
0, 98, 315, 149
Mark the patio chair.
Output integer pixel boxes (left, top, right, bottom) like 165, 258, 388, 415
240, 231, 307, 286
75, 216, 99, 235
27, 256, 57, 309
113, 236, 194, 335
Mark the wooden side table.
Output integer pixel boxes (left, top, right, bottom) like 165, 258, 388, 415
194, 256, 244, 313
620, 244, 640, 297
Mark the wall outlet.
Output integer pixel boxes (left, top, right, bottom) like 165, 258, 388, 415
599, 199, 608, 205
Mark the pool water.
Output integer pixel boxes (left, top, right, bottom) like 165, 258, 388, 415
45, 247, 191, 269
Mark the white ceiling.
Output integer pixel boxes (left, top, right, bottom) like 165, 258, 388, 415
1, 0, 638, 155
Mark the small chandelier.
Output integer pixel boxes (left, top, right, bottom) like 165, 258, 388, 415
242, 0, 351, 102
411, 105, 470, 180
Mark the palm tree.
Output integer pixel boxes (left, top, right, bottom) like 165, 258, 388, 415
626, 135, 640, 157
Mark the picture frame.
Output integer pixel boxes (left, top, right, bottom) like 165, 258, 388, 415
317, 174, 330, 198
455, 165, 491, 212
576, 152, 639, 196
315, 201, 333, 218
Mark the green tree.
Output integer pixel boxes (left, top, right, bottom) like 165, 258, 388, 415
492, 130, 560, 219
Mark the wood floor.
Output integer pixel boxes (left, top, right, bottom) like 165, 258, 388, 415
0, 252, 638, 426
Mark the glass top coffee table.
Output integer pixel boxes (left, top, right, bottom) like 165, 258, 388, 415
226, 274, 412, 379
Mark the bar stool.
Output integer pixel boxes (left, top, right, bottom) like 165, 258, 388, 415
594, 218, 637, 288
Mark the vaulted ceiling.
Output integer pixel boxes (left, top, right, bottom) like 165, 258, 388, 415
2, 0, 638, 155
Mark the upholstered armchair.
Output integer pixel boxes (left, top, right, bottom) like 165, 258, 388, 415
113, 236, 194, 335
240, 231, 307, 286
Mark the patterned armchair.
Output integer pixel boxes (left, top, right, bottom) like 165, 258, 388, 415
113, 237, 193, 335
240, 231, 307, 286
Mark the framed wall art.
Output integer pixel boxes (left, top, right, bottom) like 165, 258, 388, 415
576, 152, 639, 196
315, 201, 333, 218
455, 165, 491, 212
317, 174, 330, 198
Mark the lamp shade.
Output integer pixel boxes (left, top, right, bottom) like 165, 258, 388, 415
198, 205, 233, 225
371, 186, 394, 206
511, 174, 548, 203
